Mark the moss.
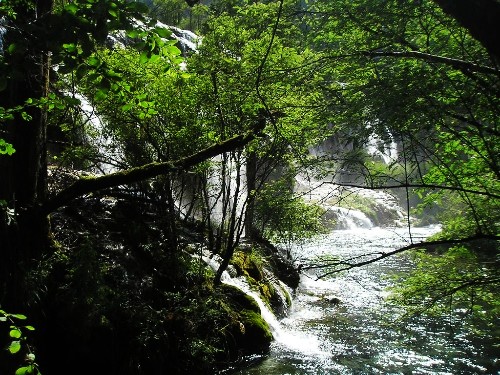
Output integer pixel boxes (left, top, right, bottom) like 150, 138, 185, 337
231, 249, 264, 281
278, 282, 292, 308
230, 246, 294, 317
219, 284, 260, 313
258, 281, 274, 302
218, 284, 272, 358
237, 310, 273, 350
328, 194, 378, 222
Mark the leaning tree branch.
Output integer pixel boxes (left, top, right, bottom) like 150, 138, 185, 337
304, 234, 500, 279
324, 181, 500, 200
41, 125, 265, 215
361, 50, 499, 76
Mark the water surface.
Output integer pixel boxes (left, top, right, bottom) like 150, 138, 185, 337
231, 226, 499, 375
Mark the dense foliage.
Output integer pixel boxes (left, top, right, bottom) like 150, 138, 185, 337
0, 0, 498, 373
301, 0, 499, 346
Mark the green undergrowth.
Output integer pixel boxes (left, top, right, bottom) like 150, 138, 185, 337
18, 198, 273, 375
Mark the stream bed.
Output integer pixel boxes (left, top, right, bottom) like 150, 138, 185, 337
230, 226, 499, 375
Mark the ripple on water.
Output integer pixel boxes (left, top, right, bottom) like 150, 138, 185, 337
232, 226, 498, 375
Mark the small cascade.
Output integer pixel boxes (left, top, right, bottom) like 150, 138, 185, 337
295, 174, 407, 228
223, 274, 326, 356
224, 276, 283, 334
157, 22, 200, 54
107, 20, 200, 56
0, 21, 5, 52
197, 251, 326, 356
366, 132, 398, 165
328, 206, 373, 229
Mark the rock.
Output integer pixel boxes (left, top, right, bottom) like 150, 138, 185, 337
226, 265, 238, 278
324, 295, 342, 305
220, 284, 272, 356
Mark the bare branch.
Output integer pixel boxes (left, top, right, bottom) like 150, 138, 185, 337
304, 234, 500, 278
361, 50, 499, 76
323, 181, 500, 200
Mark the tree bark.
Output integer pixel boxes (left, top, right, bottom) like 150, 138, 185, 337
0, 0, 53, 310
432, 0, 500, 60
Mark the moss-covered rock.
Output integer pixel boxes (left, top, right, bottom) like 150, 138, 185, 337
218, 284, 273, 358
237, 310, 273, 351
219, 284, 260, 313
251, 237, 300, 289
229, 246, 292, 318
231, 249, 264, 281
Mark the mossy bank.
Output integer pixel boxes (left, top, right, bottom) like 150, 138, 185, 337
10, 194, 298, 375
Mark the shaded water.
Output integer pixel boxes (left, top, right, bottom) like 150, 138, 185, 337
231, 226, 499, 374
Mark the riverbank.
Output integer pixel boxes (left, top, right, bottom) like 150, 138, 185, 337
4, 193, 299, 375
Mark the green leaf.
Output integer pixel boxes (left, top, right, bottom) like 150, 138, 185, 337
7, 43, 17, 54
87, 55, 101, 68
64, 3, 78, 14
126, 29, 139, 39
139, 51, 150, 64
63, 96, 81, 106
121, 103, 134, 111
24, 325, 35, 331
164, 45, 181, 57
154, 27, 171, 38
62, 43, 77, 53
10, 329, 22, 338
21, 112, 32, 121
8, 340, 21, 354
94, 89, 108, 102
15, 366, 34, 375
125, 1, 148, 13
10, 314, 27, 320
0, 139, 16, 155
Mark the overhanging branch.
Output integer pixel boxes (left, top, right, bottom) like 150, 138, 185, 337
42, 126, 264, 215
361, 50, 499, 76
304, 234, 500, 278
325, 181, 500, 200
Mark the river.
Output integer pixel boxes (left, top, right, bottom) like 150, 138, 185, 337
229, 226, 499, 375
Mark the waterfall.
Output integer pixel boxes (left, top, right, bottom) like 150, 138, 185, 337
72, 93, 121, 174
366, 131, 398, 165
295, 174, 407, 229
225, 274, 326, 355
158, 23, 200, 54
328, 206, 373, 229
198, 251, 327, 356
0, 21, 5, 52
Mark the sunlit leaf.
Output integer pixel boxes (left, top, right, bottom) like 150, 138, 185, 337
8, 340, 21, 354
154, 27, 171, 38
10, 329, 22, 338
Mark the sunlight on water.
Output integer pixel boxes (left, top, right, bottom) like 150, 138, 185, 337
231, 226, 499, 375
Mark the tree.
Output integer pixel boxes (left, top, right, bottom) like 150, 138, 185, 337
186, 0, 329, 283
295, 0, 499, 336
0, 0, 264, 311
432, 0, 500, 60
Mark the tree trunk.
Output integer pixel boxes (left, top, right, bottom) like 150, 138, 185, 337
244, 148, 258, 239
0, 0, 53, 310
433, 0, 500, 60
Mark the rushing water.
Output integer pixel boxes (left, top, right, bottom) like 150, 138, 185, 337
230, 226, 499, 375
